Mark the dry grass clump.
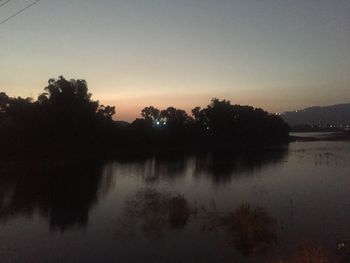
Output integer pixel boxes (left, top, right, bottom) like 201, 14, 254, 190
202, 204, 276, 255
273, 242, 329, 263
117, 188, 194, 239
223, 204, 276, 254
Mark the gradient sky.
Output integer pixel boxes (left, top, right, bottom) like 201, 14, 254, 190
1, 0, 349, 121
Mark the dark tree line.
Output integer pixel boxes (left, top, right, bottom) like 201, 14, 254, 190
129, 98, 289, 148
0, 76, 289, 157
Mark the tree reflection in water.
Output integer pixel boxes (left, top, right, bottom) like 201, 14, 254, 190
111, 146, 288, 185
0, 158, 110, 232
195, 147, 289, 184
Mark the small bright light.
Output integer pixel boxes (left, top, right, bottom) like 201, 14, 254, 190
206, 126, 210, 130
156, 121, 160, 125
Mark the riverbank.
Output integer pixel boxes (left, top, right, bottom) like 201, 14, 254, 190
290, 131, 350, 142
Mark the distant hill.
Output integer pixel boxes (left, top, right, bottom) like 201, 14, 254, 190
280, 103, 350, 126
114, 120, 129, 127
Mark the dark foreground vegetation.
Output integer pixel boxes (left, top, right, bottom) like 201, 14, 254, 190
0, 76, 289, 158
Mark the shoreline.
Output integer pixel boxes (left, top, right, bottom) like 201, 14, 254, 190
290, 131, 350, 142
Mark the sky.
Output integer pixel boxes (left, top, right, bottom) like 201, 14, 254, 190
0, 0, 349, 121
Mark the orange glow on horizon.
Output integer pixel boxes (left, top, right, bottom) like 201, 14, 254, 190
100, 94, 288, 122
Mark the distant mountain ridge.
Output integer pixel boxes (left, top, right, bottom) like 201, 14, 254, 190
280, 103, 350, 126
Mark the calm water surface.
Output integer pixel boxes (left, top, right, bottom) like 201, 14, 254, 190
1, 138, 350, 262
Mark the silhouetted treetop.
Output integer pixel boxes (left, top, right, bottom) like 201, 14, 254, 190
0, 92, 9, 111
141, 106, 160, 122
37, 76, 115, 120
160, 107, 192, 127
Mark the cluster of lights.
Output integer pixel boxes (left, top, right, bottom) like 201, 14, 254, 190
153, 119, 167, 127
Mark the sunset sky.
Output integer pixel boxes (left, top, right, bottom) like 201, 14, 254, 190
1, 0, 349, 121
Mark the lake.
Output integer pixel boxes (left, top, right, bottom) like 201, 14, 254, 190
1, 134, 350, 262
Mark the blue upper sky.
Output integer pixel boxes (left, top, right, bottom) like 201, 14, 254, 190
1, 0, 349, 120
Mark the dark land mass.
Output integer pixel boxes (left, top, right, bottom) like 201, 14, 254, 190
281, 103, 350, 131
0, 76, 290, 160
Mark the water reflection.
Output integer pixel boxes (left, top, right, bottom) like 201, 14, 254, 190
111, 146, 289, 184
108, 153, 191, 183
116, 188, 196, 240
117, 187, 277, 256
1, 141, 349, 262
194, 147, 288, 183
0, 159, 110, 232
0, 147, 288, 234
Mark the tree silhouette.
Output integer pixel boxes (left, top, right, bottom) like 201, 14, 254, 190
195, 98, 235, 137
141, 106, 160, 124
38, 76, 115, 122
0, 92, 9, 114
160, 107, 192, 128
